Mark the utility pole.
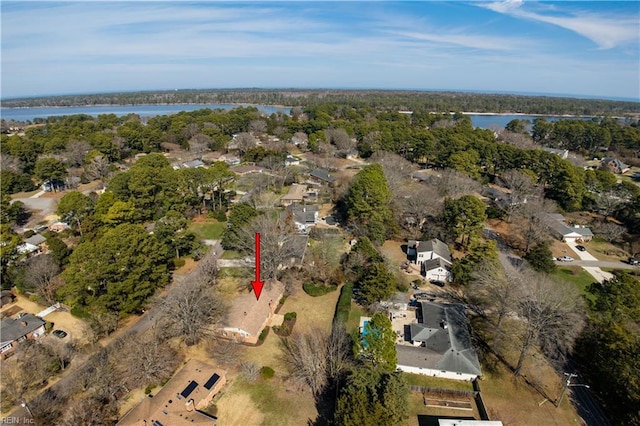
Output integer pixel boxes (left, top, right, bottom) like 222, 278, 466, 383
556, 372, 589, 408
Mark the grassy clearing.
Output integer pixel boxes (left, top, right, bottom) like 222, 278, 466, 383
403, 373, 474, 391
189, 220, 226, 240
219, 267, 252, 279
586, 238, 629, 261
552, 267, 596, 301
346, 301, 367, 336
221, 249, 244, 259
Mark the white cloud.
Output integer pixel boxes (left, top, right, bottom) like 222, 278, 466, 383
480, 1, 639, 49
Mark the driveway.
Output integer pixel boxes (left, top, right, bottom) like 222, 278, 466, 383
564, 241, 614, 283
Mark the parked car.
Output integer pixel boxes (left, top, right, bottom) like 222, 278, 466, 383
52, 330, 67, 338
557, 256, 574, 262
628, 257, 640, 265
429, 280, 446, 287
575, 245, 586, 252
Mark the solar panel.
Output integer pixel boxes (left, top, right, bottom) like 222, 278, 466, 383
180, 380, 198, 398
204, 373, 220, 390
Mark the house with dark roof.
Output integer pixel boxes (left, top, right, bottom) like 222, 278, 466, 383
0, 314, 46, 359
285, 204, 319, 233
600, 157, 630, 174
544, 213, 593, 243
117, 359, 225, 425
309, 169, 336, 185
25, 234, 47, 248
396, 301, 481, 381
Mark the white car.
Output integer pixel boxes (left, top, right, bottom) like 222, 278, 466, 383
557, 256, 574, 262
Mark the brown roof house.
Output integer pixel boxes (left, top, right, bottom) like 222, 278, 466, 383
217, 280, 285, 344
0, 314, 46, 359
117, 359, 225, 426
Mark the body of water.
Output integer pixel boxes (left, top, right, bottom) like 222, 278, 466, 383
0, 104, 595, 129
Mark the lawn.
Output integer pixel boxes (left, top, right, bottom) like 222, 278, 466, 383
188, 220, 226, 240
221, 249, 244, 259
551, 267, 596, 300
216, 377, 317, 426
346, 301, 367, 336
586, 237, 630, 262
403, 373, 474, 392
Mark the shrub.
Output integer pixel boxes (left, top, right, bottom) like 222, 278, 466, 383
303, 282, 337, 297
334, 283, 353, 324
279, 297, 286, 305
260, 366, 275, 380
283, 312, 297, 321
259, 327, 269, 341
172, 258, 186, 268
144, 384, 155, 395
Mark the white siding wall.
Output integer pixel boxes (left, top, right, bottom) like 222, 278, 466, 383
397, 364, 477, 381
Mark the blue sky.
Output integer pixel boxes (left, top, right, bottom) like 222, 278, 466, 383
1, 1, 639, 100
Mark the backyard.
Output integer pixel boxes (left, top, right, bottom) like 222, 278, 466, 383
188, 218, 226, 241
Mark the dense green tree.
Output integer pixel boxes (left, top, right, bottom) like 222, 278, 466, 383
357, 313, 397, 372
505, 119, 530, 134
220, 203, 259, 250
59, 223, 171, 314
443, 195, 487, 247
333, 366, 408, 426
0, 170, 37, 194
355, 262, 396, 306
46, 235, 72, 266
344, 164, 393, 244
576, 273, 640, 424
57, 191, 95, 236
33, 157, 67, 187
524, 242, 556, 273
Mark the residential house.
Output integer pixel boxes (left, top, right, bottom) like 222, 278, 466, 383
422, 258, 453, 282
117, 359, 225, 425
16, 242, 39, 255
182, 159, 205, 169
0, 314, 46, 359
396, 301, 482, 381
229, 165, 263, 176
219, 155, 240, 166
49, 222, 70, 233
285, 155, 302, 167
600, 157, 630, 174
280, 184, 309, 206
309, 169, 336, 186
285, 204, 319, 233
25, 234, 47, 249
407, 239, 451, 265
217, 280, 285, 344
542, 147, 569, 159
544, 213, 593, 243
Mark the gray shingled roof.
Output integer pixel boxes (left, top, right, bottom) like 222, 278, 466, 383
398, 302, 481, 377
408, 239, 452, 263
25, 234, 46, 246
309, 169, 336, 183
423, 257, 451, 272
0, 314, 45, 345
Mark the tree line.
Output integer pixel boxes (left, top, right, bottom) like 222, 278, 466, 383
3, 88, 639, 116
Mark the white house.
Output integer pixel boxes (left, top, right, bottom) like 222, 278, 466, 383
544, 213, 593, 243
396, 301, 482, 381
407, 239, 452, 266
422, 258, 452, 282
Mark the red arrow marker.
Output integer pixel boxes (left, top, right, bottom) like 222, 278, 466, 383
251, 232, 264, 301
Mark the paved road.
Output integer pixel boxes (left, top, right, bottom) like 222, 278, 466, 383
555, 259, 637, 269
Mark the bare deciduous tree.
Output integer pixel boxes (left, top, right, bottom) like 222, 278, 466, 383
238, 215, 300, 280
249, 119, 268, 134
240, 362, 260, 382
209, 339, 243, 368
234, 132, 256, 155
188, 133, 211, 157
324, 128, 354, 152
370, 151, 416, 193
64, 140, 91, 167
124, 331, 180, 384
22, 254, 60, 304
84, 155, 112, 182
513, 269, 584, 375
280, 325, 351, 396
435, 168, 482, 198
395, 185, 443, 238
0, 154, 22, 172
158, 277, 226, 346
593, 221, 626, 242
512, 198, 556, 253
